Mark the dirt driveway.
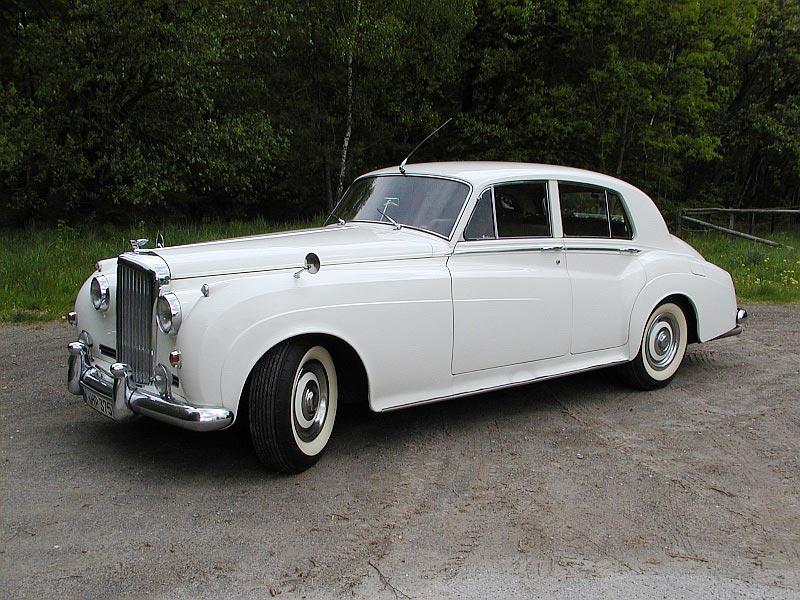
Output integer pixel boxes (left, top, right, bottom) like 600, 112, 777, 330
1, 304, 798, 599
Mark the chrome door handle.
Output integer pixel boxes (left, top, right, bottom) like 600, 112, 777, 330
618, 247, 641, 254
540, 245, 565, 252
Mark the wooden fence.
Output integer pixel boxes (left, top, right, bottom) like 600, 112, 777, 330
676, 207, 800, 247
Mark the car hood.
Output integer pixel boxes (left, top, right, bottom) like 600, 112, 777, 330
150, 224, 448, 280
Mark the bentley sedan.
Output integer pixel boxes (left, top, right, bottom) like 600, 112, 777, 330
67, 162, 746, 472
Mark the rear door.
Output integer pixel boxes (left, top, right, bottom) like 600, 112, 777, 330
448, 181, 571, 374
557, 182, 646, 354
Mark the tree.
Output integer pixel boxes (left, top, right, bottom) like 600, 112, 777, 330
712, 0, 800, 207
1, 0, 287, 224
461, 0, 756, 209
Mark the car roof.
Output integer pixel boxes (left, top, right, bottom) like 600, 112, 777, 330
363, 161, 672, 247
364, 161, 636, 191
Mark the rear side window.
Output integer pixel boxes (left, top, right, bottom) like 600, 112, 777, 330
607, 191, 633, 239
559, 182, 633, 239
493, 182, 551, 238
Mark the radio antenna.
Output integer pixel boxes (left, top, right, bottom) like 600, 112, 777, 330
399, 117, 452, 175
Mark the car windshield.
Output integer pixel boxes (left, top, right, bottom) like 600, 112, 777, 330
328, 175, 470, 238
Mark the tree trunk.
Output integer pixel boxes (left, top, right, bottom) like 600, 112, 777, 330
336, 0, 361, 203
324, 158, 333, 212
616, 100, 631, 177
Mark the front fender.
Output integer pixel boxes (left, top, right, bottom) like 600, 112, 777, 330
175, 260, 453, 417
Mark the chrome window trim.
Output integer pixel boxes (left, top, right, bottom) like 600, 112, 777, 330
557, 181, 636, 241
491, 186, 499, 239
461, 179, 554, 242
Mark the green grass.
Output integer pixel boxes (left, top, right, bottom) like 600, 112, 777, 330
0, 223, 797, 323
685, 231, 799, 303
0, 218, 319, 323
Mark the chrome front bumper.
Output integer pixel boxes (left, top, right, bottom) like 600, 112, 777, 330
67, 341, 233, 432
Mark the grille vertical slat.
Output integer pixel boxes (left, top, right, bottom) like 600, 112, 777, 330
116, 258, 155, 384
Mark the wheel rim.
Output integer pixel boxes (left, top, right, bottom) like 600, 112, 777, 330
292, 359, 329, 443
645, 312, 680, 371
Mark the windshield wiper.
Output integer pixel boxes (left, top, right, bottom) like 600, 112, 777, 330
376, 197, 402, 230
377, 207, 401, 230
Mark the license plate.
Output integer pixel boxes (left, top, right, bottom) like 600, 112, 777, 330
84, 389, 113, 419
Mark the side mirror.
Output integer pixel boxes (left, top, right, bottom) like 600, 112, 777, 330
294, 252, 321, 278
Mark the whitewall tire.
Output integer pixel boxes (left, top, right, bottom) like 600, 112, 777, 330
248, 340, 338, 473
619, 302, 689, 390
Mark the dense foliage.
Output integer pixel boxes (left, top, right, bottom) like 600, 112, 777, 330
1, 0, 798, 226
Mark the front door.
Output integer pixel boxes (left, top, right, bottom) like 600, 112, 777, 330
448, 182, 571, 375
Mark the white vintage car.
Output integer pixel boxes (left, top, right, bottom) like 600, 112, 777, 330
67, 162, 746, 472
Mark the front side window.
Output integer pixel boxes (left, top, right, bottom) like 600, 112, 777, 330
494, 182, 551, 238
463, 181, 551, 240
330, 175, 470, 238
559, 182, 632, 239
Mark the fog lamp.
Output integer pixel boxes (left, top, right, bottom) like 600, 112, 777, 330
154, 364, 171, 395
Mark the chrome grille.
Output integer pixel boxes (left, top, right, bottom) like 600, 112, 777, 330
116, 258, 157, 384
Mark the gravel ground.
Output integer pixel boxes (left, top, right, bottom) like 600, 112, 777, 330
1, 304, 798, 599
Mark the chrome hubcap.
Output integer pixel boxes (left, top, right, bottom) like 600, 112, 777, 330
293, 360, 329, 442
646, 313, 680, 371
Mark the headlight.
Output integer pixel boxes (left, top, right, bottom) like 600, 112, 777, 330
156, 292, 182, 335
90, 275, 110, 311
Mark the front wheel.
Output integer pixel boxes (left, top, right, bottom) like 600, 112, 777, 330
618, 302, 688, 390
248, 340, 338, 473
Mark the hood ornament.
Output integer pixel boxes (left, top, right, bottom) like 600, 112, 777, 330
156, 232, 165, 248
130, 238, 149, 252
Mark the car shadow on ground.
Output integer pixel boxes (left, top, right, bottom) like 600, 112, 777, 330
63, 367, 626, 482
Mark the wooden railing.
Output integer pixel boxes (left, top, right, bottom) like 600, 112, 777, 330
676, 207, 800, 246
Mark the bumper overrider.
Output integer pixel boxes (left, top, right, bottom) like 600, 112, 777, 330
67, 340, 233, 432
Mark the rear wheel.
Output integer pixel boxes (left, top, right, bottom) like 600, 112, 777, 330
248, 340, 338, 473
618, 302, 688, 390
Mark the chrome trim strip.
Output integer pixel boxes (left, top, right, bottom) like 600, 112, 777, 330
67, 340, 232, 432
453, 244, 565, 256
453, 241, 640, 257
562, 245, 641, 253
